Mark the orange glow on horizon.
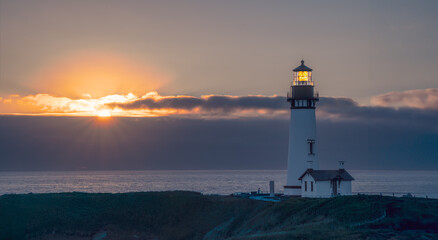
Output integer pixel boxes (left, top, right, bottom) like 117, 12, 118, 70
0, 91, 289, 118
0, 52, 288, 118
26, 52, 170, 99
97, 110, 111, 117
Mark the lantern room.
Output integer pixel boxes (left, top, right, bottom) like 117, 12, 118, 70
293, 60, 313, 86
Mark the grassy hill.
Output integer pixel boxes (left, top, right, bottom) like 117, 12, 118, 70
0, 192, 437, 240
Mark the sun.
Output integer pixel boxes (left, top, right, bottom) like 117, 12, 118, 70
97, 110, 111, 117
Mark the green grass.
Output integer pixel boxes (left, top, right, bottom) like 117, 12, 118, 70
0, 192, 437, 240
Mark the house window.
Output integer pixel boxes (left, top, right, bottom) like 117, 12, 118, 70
311, 181, 314, 192
305, 181, 307, 191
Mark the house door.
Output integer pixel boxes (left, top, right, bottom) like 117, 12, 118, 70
332, 180, 337, 195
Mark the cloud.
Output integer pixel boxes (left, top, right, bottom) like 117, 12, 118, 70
0, 93, 139, 116
1, 92, 289, 118
1, 89, 437, 129
1, 115, 437, 171
318, 96, 438, 131
23, 93, 137, 113
1, 91, 437, 171
371, 88, 438, 109
107, 92, 288, 117
106, 92, 438, 130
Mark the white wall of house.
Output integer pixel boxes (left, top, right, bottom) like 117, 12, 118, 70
315, 180, 332, 197
301, 174, 331, 198
301, 174, 316, 197
339, 180, 352, 195
300, 173, 352, 198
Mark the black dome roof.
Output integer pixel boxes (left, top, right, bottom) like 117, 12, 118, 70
293, 60, 313, 72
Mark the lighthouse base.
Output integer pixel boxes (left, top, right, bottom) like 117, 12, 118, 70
283, 185, 301, 196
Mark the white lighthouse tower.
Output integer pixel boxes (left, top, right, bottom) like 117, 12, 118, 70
284, 60, 319, 196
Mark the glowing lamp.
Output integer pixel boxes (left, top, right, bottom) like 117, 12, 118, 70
293, 60, 313, 86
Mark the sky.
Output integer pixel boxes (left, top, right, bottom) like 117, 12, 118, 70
0, 0, 437, 170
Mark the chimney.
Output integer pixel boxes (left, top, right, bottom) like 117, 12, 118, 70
339, 161, 345, 170
269, 181, 275, 197
307, 160, 314, 170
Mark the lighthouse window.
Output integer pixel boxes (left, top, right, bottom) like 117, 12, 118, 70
311, 182, 314, 192
305, 181, 307, 191
307, 139, 315, 155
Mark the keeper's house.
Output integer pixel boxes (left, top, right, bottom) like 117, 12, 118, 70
298, 161, 354, 198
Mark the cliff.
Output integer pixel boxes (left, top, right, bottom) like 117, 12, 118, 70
1, 192, 437, 240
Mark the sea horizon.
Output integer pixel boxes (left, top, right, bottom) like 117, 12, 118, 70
1, 169, 437, 198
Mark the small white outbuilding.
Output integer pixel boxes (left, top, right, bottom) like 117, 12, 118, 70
298, 161, 354, 198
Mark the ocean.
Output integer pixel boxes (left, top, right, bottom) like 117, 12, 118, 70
1, 170, 437, 198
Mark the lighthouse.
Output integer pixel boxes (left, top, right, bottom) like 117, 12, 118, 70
284, 60, 319, 196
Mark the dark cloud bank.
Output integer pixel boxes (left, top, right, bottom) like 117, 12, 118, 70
107, 95, 288, 118
1, 96, 437, 171
110, 95, 287, 111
